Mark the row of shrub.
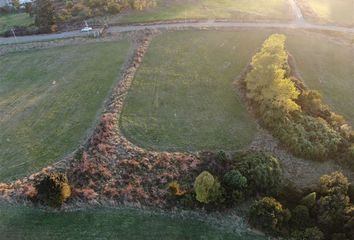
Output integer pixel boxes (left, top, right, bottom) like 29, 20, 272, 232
243, 34, 354, 167
171, 151, 353, 239
169, 151, 283, 207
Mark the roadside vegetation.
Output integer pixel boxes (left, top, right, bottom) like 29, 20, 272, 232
121, 30, 272, 151
0, 13, 33, 35
0, 40, 130, 181
297, 0, 354, 26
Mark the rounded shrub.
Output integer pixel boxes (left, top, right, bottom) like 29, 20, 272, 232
249, 197, 291, 235
223, 170, 247, 190
36, 172, 71, 207
236, 152, 282, 194
194, 171, 222, 204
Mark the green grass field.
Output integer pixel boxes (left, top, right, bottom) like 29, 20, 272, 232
0, 41, 131, 181
0, 204, 265, 240
286, 31, 354, 126
99, 0, 293, 25
121, 30, 353, 151
121, 30, 274, 151
0, 13, 33, 34
298, 0, 354, 26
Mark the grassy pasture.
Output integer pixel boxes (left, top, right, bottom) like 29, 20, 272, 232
286, 31, 354, 126
121, 30, 354, 152
0, 40, 130, 181
0, 13, 33, 34
297, 0, 354, 26
121, 30, 273, 151
0, 204, 265, 240
100, 0, 293, 25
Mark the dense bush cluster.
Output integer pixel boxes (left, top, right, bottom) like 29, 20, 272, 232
35, 172, 71, 207
244, 34, 353, 166
188, 151, 283, 205
249, 171, 354, 239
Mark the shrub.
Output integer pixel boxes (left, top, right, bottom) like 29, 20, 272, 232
290, 205, 312, 230
168, 181, 185, 197
36, 172, 71, 207
317, 172, 350, 233
348, 184, 354, 204
235, 152, 282, 194
249, 197, 291, 235
300, 192, 317, 208
276, 182, 304, 207
343, 205, 354, 238
319, 171, 349, 196
194, 171, 222, 204
291, 227, 324, 240
223, 170, 247, 190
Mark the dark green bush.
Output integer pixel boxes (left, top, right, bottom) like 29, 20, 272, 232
223, 170, 247, 190
290, 205, 312, 230
235, 152, 282, 194
36, 172, 71, 207
249, 197, 291, 235
348, 184, 354, 204
291, 227, 324, 240
317, 172, 350, 233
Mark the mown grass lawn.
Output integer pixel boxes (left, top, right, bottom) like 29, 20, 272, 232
0, 13, 33, 34
0, 204, 265, 240
286, 31, 354, 126
121, 30, 273, 151
298, 0, 354, 26
100, 0, 293, 25
0, 40, 131, 181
